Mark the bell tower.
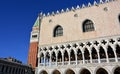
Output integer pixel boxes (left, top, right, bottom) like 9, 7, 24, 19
28, 15, 41, 69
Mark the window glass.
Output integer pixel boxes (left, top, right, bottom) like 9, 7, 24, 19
54, 25, 63, 37
83, 19, 95, 32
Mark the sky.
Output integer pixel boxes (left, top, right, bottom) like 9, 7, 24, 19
0, 0, 99, 64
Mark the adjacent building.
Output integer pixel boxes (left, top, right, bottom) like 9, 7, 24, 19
28, 17, 40, 70
28, 0, 120, 74
0, 57, 34, 74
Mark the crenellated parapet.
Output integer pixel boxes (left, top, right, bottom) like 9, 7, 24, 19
39, 0, 117, 18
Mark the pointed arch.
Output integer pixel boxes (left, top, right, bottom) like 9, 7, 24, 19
80, 68, 91, 74
57, 51, 62, 62
51, 51, 56, 62
96, 68, 108, 74
77, 48, 83, 60
116, 44, 120, 58
99, 46, 106, 59
84, 48, 90, 60
107, 45, 115, 58
40, 70, 48, 74
91, 47, 98, 59
64, 50, 69, 61
82, 19, 95, 32
114, 67, 120, 74
70, 49, 75, 61
45, 52, 50, 63
52, 69, 61, 74
65, 69, 75, 74
40, 53, 44, 63
53, 25, 63, 37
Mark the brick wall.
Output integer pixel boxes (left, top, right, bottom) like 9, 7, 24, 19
28, 42, 38, 69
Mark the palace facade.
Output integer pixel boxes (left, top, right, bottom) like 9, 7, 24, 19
28, 0, 120, 74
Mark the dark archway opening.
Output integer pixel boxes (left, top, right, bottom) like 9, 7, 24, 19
77, 49, 82, 60
99, 46, 106, 59
114, 67, 120, 74
53, 70, 61, 74
116, 44, 120, 58
92, 47, 98, 59
64, 50, 69, 61
57, 51, 62, 62
51, 52, 56, 62
45, 52, 50, 63
80, 69, 91, 74
107, 46, 115, 58
84, 48, 90, 60
96, 68, 108, 74
40, 53, 44, 63
70, 50, 75, 61
40, 70, 48, 74
66, 69, 75, 74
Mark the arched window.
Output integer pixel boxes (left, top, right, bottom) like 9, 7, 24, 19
77, 49, 82, 60
57, 51, 62, 62
91, 47, 98, 59
82, 19, 95, 32
70, 50, 75, 61
96, 68, 108, 74
64, 50, 69, 61
118, 14, 120, 23
40, 53, 44, 63
53, 70, 61, 74
45, 52, 50, 63
66, 69, 75, 74
53, 25, 63, 37
99, 46, 106, 59
84, 48, 90, 60
51, 52, 56, 62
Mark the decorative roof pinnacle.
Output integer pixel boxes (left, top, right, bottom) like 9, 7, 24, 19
88, 2, 92, 7
66, 8, 69, 12
39, 0, 116, 18
40, 12, 43, 15
56, 10, 59, 14
43, 13, 46, 17
47, 12, 50, 16
105, 0, 110, 3
61, 9, 64, 13
76, 5, 80, 9
94, 1, 98, 6
100, 0, 104, 4
82, 4, 86, 8
52, 11, 55, 16
71, 7, 75, 11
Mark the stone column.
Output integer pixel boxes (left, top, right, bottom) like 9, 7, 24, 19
75, 53, 78, 65
69, 52, 71, 65
56, 54, 58, 66
49, 53, 52, 66
38, 57, 40, 67
112, 45, 118, 62
97, 50, 101, 63
44, 56, 46, 66
62, 54, 64, 65
82, 52, 85, 64
89, 50, 92, 63
103, 46, 109, 63
95, 46, 100, 63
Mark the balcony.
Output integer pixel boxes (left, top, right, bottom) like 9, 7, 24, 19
38, 58, 120, 67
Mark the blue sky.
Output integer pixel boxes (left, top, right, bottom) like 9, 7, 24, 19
0, 0, 98, 63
